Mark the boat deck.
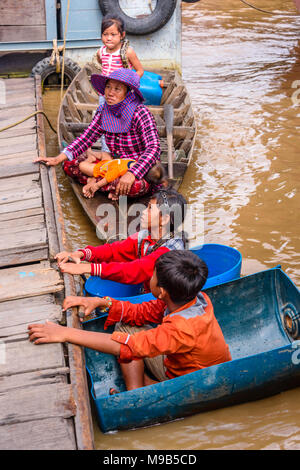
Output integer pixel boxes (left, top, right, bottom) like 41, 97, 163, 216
0, 76, 93, 449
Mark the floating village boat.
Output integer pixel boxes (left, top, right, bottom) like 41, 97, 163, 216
83, 267, 300, 433
57, 62, 196, 238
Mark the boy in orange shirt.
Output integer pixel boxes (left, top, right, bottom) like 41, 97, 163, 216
28, 251, 231, 392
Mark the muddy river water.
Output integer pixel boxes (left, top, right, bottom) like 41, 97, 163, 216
43, 0, 300, 450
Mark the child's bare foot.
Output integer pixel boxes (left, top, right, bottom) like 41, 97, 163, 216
108, 192, 119, 201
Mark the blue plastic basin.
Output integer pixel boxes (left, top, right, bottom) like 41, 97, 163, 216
84, 243, 242, 302
191, 243, 242, 289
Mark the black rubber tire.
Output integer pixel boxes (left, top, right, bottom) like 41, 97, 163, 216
99, 0, 177, 36
31, 57, 81, 86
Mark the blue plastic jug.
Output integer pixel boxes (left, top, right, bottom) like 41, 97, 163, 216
138, 70, 163, 106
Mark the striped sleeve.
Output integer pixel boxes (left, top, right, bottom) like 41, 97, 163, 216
64, 109, 104, 159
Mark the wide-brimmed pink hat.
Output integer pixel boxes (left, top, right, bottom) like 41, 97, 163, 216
91, 68, 144, 101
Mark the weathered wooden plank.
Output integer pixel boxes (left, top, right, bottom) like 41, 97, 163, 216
0, 133, 36, 150
0, 227, 47, 251
0, 417, 76, 450
0, 0, 46, 26
0, 294, 54, 313
0, 105, 36, 126
0, 127, 36, 140
0, 226, 47, 248
0, 339, 65, 377
1, 77, 34, 90
0, 154, 37, 167
0, 247, 48, 268
40, 166, 60, 260
0, 196, 42, 214
0, 162, 39, 179
0, 264, 64, 303
0, 206, 44, 222
0, 92, 36, 111
0, 302, 61, 338
0, 184, 41, 205
0, 382, 76, 425
0, 215, 45, 235
0, 137, 37, 156
0, 173, 39, 191
0, 367, 69, 393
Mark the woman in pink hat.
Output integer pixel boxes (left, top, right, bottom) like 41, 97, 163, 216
35, 69, 161, 200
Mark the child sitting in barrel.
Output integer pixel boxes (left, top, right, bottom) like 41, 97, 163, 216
28, 250, 231, 393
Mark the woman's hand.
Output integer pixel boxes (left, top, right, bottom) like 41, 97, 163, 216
55, 251, 84, 265
28, 321, 67, 344
115, 171, 135, 196
34, 153, 67, 166
59, 262, 92, 275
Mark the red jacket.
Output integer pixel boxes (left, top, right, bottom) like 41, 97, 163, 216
79, 232, 173, 291
109, 293, 232, 378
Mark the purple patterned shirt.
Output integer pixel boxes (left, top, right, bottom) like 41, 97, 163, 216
63, 104, 161, 181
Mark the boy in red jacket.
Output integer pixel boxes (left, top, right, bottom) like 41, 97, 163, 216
28, 251, 231, 392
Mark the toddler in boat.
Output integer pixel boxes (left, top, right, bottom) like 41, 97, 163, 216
81, 153, 167, 198
28, 250, 231, 393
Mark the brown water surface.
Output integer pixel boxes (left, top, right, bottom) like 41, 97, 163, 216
43, 0, 300, 450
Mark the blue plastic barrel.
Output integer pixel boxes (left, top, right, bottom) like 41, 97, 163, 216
191, 243, 242, 289
84, 243, 242, 302
139, 71, 163, 106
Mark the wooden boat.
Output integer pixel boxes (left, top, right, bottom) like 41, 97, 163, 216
57, 63, 196, 240
83, 266, 300, 433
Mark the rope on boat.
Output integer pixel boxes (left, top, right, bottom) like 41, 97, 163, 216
50, 39, 64, 73
0, 111, 57, 134
239, 0, 300, 16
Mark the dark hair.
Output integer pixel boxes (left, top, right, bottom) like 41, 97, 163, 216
155, 250, 209, 304
152, 188, 188, 248
101, 15, 125, 35
144, 162, 167, 185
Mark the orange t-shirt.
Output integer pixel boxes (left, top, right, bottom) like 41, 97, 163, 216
110, 293, 231, 378
93, 159, 136, 182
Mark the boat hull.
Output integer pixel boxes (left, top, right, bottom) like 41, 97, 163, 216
84, 267, 300, 432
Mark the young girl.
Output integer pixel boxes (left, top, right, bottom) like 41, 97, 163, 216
96, 14, 144, 78
89, 15, 144, 157
55, 188, 188, 293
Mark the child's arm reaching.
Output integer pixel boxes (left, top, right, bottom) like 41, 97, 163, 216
127, 47, 144, 78
28, 321, 121, 356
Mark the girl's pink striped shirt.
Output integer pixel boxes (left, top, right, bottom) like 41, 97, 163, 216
99, 46, 132, 76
